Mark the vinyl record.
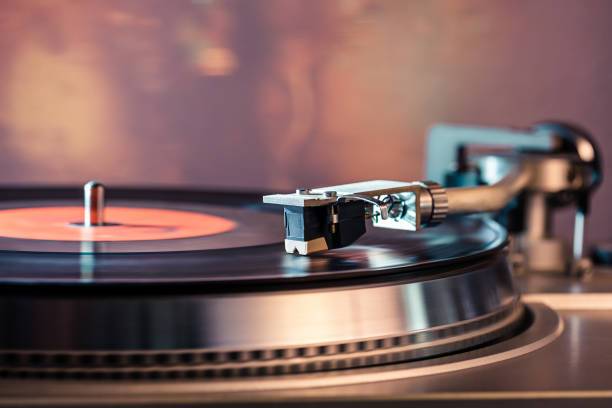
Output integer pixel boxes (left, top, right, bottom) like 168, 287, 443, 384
0, 187, 507, 286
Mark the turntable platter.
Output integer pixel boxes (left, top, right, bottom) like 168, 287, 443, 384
0, 186, 523, 381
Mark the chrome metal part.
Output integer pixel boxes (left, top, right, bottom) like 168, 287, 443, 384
264, 180, 427, 208
444, 156, 595, 273
573, 209, 585, 260
0, 303, 561, 401
264, 156, 593, 260
525, 193, 550, 242
425, 122, 602, 276
265, 181, 441, 255
9, 265, 612, 404
0, 248, 520, 377
369, 190, 421, 231
445, 164, 532, 215
519, 191, 567, 273
425, 123, 556, 184
264, 180, 448, 240
83, 181, 105, 227
323, 190, 337, 198
420, 181, 448, 225
337, 194, 389, 220
265, 122, 601, 267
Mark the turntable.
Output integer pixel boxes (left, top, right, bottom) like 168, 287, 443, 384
1, 122, 611, 407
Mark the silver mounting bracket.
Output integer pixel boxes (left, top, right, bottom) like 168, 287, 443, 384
263, 180, 447, 232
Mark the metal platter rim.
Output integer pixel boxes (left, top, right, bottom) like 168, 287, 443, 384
0, 303, 561, 401
0, 251, 519, 352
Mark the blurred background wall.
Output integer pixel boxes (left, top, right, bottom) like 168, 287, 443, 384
1, 0, 611, 242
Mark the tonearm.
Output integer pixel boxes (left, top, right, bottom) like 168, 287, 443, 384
263, 122, 601, 275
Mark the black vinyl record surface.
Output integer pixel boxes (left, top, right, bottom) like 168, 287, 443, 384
0, 186, 507, 286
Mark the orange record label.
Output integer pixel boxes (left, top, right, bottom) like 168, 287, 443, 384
0, 207, 236, 242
